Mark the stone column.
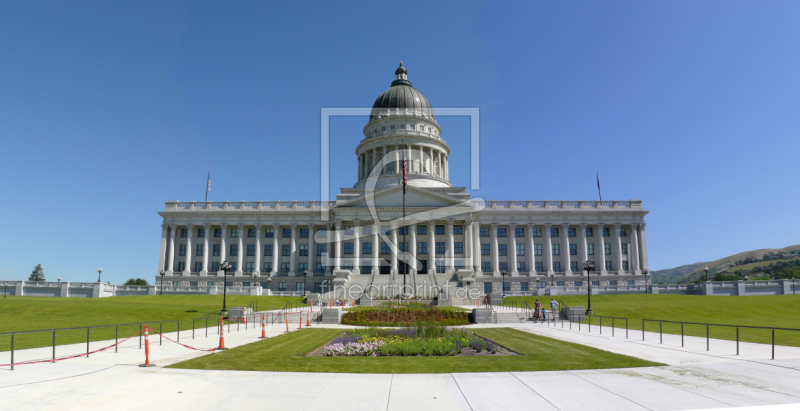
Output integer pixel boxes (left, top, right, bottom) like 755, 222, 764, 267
308, 223, 317, 276
527, 223, 535, 275
236, 224, 244, 276
578, 223, 588, 270
409, 221, 417, 275
390, 221, 398, 276
491, 223, 499, 276
290, 223, 299, 275
563, 223, 572, 275
271, 223, 280, 274
373, 222, 380, 274
509, 223, 518, 276
334, 221, 342, 270
185, 224, 193, 275
158, 224, 168, 273
202, 223, 210, 276
464, 220, 472, 273
167, 224, 177, 274
219, 224, 228, 272
428, 221, 436, 274
254, 224, 262, 276
473, 221, 482, 274
639, 223, 649, 271
353, 220, 361, 275
614, 223, 624, 275
446, 219, 455, 274
326, 223, 334, 273
596, 224, 607, 275
544, 223, 554, 275
630, 224, 641, 275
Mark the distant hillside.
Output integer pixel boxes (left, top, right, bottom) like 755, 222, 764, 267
674, 244, 800, 283
650, 262, 708, 284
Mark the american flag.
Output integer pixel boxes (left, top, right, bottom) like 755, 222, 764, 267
207, 173, 211, 192
402, 147, 407, 194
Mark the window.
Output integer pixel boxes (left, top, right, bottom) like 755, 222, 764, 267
247, 244, 255, 256
482, 262, 491, 273
481, 244, 490, 255
535, 262, 544, 273
316, 263, 326, 274
282, 245, 290, 256
498, 244, 507, 256
620, 227, 627, 236
417, 242, 427, 254
398, 242, 408, 253
400, 123, 406, 129
480, 226, 489, 237
550, 227, 559, 237
574, 281, 582, 287
552, 244, 560, 255
381, 242, 390, 254
435, 225, 445, 235
229, 262, 237, 271
520, 282, 529, 292
532, 227, 542, 237
436, 261, 445, 273
361, 264, 372, 274
248, 228, 256, 238
409, 124, 415, 130
245, 262, 255, 273
196, 244, 204, 256
317, 244, 326, 256
299, 244, 308, 256
484, 282, 493, 294
454, 242, 464, 254
214, 228, 222, 237
621, 243, 628, 255
516, 244, 525, 256
592, 281, 600, 286
417, 225, 427, 235
397, 226, 407, 235
502, 282, 510, 292
534, 244, 542, 255
605, 261, 612, 271
264, 244, 273, 256
586, 227, 593, 237
278, 282, 287, 292
609, 280, 618, 286
264, 228, 274, 238
515, 227, 524, 237
497, 228, 507, 237
568, 227, 576, 237
622, 261, 629, 271
571, 261, 578, 272
282, 228, 291, 238
190, 281, 198, 287
263, 262, 272, 272
344, 242, 353, 255
213, 244, 221, 256
454, 261, 464, 270
382, 126, 386, 131
436, 242, 445, 255
298, 263, 308, 272
517, 262, 526, 272
211, 262, 220, 272
180, 229, 188, 238
587, 243, 594, 255
603, 227, 610, 236
382, 226, 390, 235
499, 262, 508, 272
604, 243, 611, 255
281, 263, 290, 273
197, 228, 205, 238
569, 244, 577, 256
553, 262, 561, 272
173, 281, 181, 286
453, 225, 463, 234
300, 228, 309, 238
179, 244, 186, 256
627, 280, 635, 286
194, 262, 202, 272
314, 282, 323, 293
230, 228, 238, 238
556, 281, 564, 287
362, 242, 372, 255
345, 225, 354, 235
261, 282, 270, 288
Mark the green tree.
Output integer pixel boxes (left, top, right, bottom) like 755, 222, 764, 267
123, 278, 149, 286
28, 264, 46, 282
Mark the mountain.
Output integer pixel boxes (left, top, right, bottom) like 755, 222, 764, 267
650, 262, 708, 284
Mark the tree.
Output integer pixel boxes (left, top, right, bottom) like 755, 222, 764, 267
123, 278, 149, 286
28, 264, 46, 282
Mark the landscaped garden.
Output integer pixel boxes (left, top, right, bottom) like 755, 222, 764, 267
340, 302, 470, 326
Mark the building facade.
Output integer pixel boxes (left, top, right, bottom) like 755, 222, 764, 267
156, 63, 649, 297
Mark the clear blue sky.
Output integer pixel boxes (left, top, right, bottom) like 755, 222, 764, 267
2, 1, 798, 283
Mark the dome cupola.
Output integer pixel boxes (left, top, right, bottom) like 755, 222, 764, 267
370, 62, 435, 122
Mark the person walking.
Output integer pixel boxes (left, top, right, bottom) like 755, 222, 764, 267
534, 299, 542, 322
550, 298, 558, 319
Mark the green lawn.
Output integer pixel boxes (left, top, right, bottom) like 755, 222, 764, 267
504, 294, 800, 347
0, 295, 304, 351
168, 327, 661, 373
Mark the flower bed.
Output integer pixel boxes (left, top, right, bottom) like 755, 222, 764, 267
341, 303, 470, 326
321, 322, 504, 357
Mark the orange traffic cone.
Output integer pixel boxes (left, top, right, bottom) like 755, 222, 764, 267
260, 313, 267, 339
139, 325, 155, 367
299, 312, 302, 329
217, 317, 228, 350
285, 314, 289, 333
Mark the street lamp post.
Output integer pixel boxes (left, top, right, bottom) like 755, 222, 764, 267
501, 271, 507, 297
220, 261, 231, 317
584, 261, 595, 315
302, 270, 308, 296
550, 272, 554, 286
97, 268, 103, 283
159, 270, 165, 295
704, 266, 709, 282
57, 277, 62, 286
643, 268, 649, 294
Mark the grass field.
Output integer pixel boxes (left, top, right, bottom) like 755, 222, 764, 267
168, 327, 660, 373
0, 295, 304, 351
504, 294, 800, 347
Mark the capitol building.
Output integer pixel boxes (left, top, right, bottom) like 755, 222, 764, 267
156, 63, 650, 298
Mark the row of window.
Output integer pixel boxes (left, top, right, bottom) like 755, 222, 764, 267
484, 279, 636, 293
371, 123, 438, 136
171, 281, 326, 293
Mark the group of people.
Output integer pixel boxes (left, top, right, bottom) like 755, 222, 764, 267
533, 297, 558, 321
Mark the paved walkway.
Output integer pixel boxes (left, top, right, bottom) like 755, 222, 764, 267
1, 316, 799, 411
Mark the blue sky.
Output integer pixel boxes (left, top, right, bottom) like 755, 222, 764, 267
1, 1, 798, 283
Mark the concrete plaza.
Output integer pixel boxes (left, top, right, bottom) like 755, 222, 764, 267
1, 311, 800, 411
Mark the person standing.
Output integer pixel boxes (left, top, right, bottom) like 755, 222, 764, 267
534, 299, 542, 322
550, 298, 558, 319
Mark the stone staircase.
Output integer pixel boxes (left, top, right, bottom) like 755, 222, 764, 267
493, 311, 531, 324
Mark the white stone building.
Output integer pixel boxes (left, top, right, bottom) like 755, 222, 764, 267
156, 63, 649, 297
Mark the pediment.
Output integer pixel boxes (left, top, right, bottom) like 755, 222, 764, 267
335, 186, 465, 209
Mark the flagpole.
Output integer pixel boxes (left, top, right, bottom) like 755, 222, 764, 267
402, 141, 406, 295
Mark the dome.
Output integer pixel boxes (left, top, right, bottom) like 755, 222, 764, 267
370, 62, 435, 121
